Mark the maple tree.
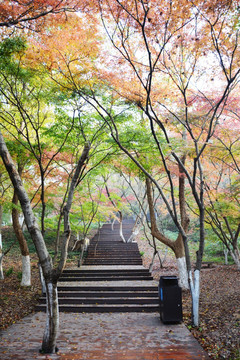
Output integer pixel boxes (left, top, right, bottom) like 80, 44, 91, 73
0, 4, 102, 353
0, 17, 115, 351
0, 0, 96, 30
0, 123, 91, 354
0, 36, 76, 235
0, 36, 75, 288
82, 0, 240, 326
202, 120, 240, 269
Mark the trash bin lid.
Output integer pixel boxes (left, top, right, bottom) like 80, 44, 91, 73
159, 275, 178, 287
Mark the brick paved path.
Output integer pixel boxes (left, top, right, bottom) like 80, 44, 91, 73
0, 312, 210, 360
0, 221, 210, 359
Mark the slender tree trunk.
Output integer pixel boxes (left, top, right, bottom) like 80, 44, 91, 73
149, 236, 162, 272
146, 177, 189, 289
94, 226, 100, 258
21, 254, 31, 286
111, 217, 116, 231
224, 248, 229, 265
149, 249, 157, 273
41, 281, 59, 354
230, 248, 240, 270
40, 169, 46, 236
159, 247, 168, 269
189, 270, 200, 327
12, 189, 31, 286
78, 237, 89, 267
0, 254, 3, 280
53, 212, 63, 265
0, 131, 56, 352
127, 220, 140, 243
118, 211, 126, 243
177, 155, 190, 289
0, 133, 91, 353
38, 262, 46, 295
104, 182, 126, 242
188, 153, 205, 327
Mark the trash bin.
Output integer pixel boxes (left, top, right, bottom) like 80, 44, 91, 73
159, 275, 182, 323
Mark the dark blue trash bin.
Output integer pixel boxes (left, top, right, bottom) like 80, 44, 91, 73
159, 275, 182, 323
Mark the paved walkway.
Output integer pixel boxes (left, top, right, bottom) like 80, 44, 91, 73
0, 311, 210, 359
0, 222, 210, 359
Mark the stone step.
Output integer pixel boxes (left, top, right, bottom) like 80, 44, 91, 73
54, 291, 158, 298
86, 252, 141, 255
62, 269, 150, 274
84, 261, 142, 265
60, 271, 151, 277
87, 252, 140, 256
84, 258, 142, 261
39, 297, 159, 305
85, 260, 143, 263
57, 286, 158, 291
88, 248, 140, 251
88, 244, 139, 248
87, 250, 140, 252
85, 257, 142, 260
35, 304, 159, 313
87, 253, 141, 256
58, 276, 153, 281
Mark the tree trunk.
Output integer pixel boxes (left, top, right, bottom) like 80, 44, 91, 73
230, 248, 240, 270
38, 263, 46, 295
177, 155, 190, 289
111, 217, 116, 231
189, 270, 200, 327
173, 237, 189, 289
224, 248, 229, 265
0, 254, 3, 280
118, 211, 126, 243
149, 250, 157, 273
0, 131, 55, 352
104, 182, 126, 242
127, 222, 140, 243
57, 142, 91, 274
149, 236, 163, 272
12, 189, 31, 286
158, 247, 168, 269
176, 256, 188, 289
41, 281, 59, 354
0, 133, 91, 353
146, 177, 189, 289
40, 169, 46, 236
21, 255, 31, 286
78, 237, 89, 267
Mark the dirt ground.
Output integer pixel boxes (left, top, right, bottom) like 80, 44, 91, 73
0, 247, 239, 359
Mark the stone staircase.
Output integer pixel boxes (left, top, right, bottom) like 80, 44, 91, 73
85, 221, 142, 265
36, 219, 159, 313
